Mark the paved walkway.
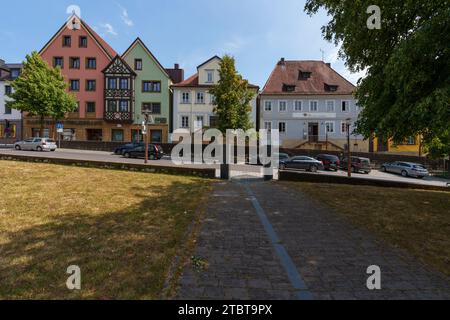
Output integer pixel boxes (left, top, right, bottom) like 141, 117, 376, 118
177, 180, 450, 300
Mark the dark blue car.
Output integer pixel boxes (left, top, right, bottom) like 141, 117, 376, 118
114, 142, 144, 155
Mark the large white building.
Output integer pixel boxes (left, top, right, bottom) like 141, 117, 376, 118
260, 59, 368, 152
171, 56, 259, 137
0, 59, 22, 143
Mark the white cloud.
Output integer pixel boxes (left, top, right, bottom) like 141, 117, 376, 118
98, 23, 118, 36
117, 3, 134, 27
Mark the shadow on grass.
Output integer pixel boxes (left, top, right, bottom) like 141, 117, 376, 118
0, 180, 209, 300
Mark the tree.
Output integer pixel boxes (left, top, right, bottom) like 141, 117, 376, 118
6, 51, 77, 137
304, 1, 450, 157
209, 55, 255, 133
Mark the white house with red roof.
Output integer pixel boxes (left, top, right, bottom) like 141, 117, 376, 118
171, 56, 259, 136
260, 58, 368, 152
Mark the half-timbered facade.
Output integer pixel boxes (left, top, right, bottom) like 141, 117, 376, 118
102, 56, 136, 124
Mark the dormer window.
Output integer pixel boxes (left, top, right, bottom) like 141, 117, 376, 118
325, 83, 339, 92
282, 84, 296, 92
206, 70, 214, 83
298, 70, 311, 80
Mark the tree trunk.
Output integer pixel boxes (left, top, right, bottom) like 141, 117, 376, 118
39, 114, 44, 138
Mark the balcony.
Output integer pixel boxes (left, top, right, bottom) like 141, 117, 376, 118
104, 111, 133, 123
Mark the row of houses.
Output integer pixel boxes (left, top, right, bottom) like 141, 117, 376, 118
0, 15, 421, 154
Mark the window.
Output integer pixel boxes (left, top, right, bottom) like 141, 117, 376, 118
86, 102, 96, 113
86, 80, 96, 92
53, 57, 64, 68
326, 100, 335, 112
142, 102, 161, 114
69, 57, 80, 69
86, 129, 102, 141
70, 80, 80, 91
86, 58, 96, 69
151, 130, 163, 143
10, 69, 20, 79
63, 36, 71, 47
107, 100, 117, 112
5, 85, 12, 95
325, 84, 338, 92
325, 121, 335, 133
79, 36, 87, 48
210, 94, 216, 105
279, 101, 287, 112
283, 84, 296, 92
209, 116, 219, 128
111, 129, 124, 142
134, 59, 143, 71
182, 92, 190, 104
181, 116, 189, 128
341, 122, 349, 134
206, 70, 214, 83
342, 101, 350, 112
264, 101, 272, 112
310, 101, 318, 112
195, 116, 204, 129
406, 136, 416, 145
4, 104, 11, 114
120, 78, 129, 90
32, 128, 50, 138
298, 70, 311, 80
119, 100, 129, 112
279, 122, 286, 133
142, 81, 161, 92
0, 123, 17, 138
196, 92, 205, 104
264, 121, 272, 132
294, 101, 302, 111
108, 78, 117, 89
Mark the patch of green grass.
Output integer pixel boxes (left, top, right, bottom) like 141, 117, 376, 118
291, 182, 450, 277
0, 161, 211, 299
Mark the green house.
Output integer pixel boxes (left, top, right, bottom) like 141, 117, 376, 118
122, 38, 173, 143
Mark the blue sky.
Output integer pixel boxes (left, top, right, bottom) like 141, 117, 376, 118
0, 0, 364, 86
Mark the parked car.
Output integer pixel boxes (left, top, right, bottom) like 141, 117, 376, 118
340, 156, 371, 174
380, 162, 429, 178
274, 153, 290, 162
122, 144, 164, 160
316, 154, 340, 171
114, 142, 143, 155
279, 156, 324, 172
14, 138, 57, 152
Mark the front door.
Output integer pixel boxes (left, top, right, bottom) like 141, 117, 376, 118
308, 123, 319, 142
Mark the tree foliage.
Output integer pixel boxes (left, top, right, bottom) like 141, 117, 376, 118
6, 51, 77, 136
304, 1, 450, 155
209, 55, 255, 132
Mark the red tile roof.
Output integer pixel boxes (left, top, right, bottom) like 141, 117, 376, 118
262, 60, 355, 95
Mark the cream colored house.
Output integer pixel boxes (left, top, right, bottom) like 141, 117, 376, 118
171, 56, 259, 136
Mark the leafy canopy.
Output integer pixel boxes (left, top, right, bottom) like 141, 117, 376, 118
304, 0, 450, 156
209, 55, 255, 132
7, 51, 77, 120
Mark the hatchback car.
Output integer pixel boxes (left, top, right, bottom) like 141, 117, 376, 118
279, 156, 324, 172
114, 142, 144, 155
14, 138, 57, 152
316, 154, 340, 171
340, 156, 371, 174
381, 162, 429, 178
123, 144, 164, 160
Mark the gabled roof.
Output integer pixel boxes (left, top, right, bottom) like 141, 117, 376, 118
102, 55, 137, 76
121, 37, 171, 81
261, 60, 355, 95
172, 73, 259, 89
197, 55, 221, 70
40, 15, 117, 60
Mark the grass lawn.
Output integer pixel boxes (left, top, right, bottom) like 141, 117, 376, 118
0, 161, 211, 299
293, 183, 450, 277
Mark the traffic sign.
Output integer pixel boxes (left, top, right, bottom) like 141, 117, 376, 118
56, 123, 64, 130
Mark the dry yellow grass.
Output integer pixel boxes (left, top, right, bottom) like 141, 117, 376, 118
0, 161, 211, 299
292, 182, 450, 277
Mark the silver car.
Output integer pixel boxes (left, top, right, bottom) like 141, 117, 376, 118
14, 138, 57, 152
381, 161, 429, 178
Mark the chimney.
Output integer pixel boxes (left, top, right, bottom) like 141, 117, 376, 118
166, 63, 184, 84
174, 63, 179, 69
278, 58, 286, 66
326, 63, 331, 68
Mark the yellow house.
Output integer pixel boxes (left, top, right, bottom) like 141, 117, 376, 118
371, 136, 422, 156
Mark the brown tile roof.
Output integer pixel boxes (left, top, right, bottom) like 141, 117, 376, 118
261, 60, 355, 95
82, 20, 117, 59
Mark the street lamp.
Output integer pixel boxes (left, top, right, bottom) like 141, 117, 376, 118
142, 113, 154, 164
346, 118, 352, 177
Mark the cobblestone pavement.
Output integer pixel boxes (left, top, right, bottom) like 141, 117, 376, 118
177, 180, 450, 300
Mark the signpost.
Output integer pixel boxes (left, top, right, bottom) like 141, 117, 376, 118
141, 113, 154, 164
56, 123, 64, 149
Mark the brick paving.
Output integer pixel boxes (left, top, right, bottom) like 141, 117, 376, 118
177, 180, 450, 300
